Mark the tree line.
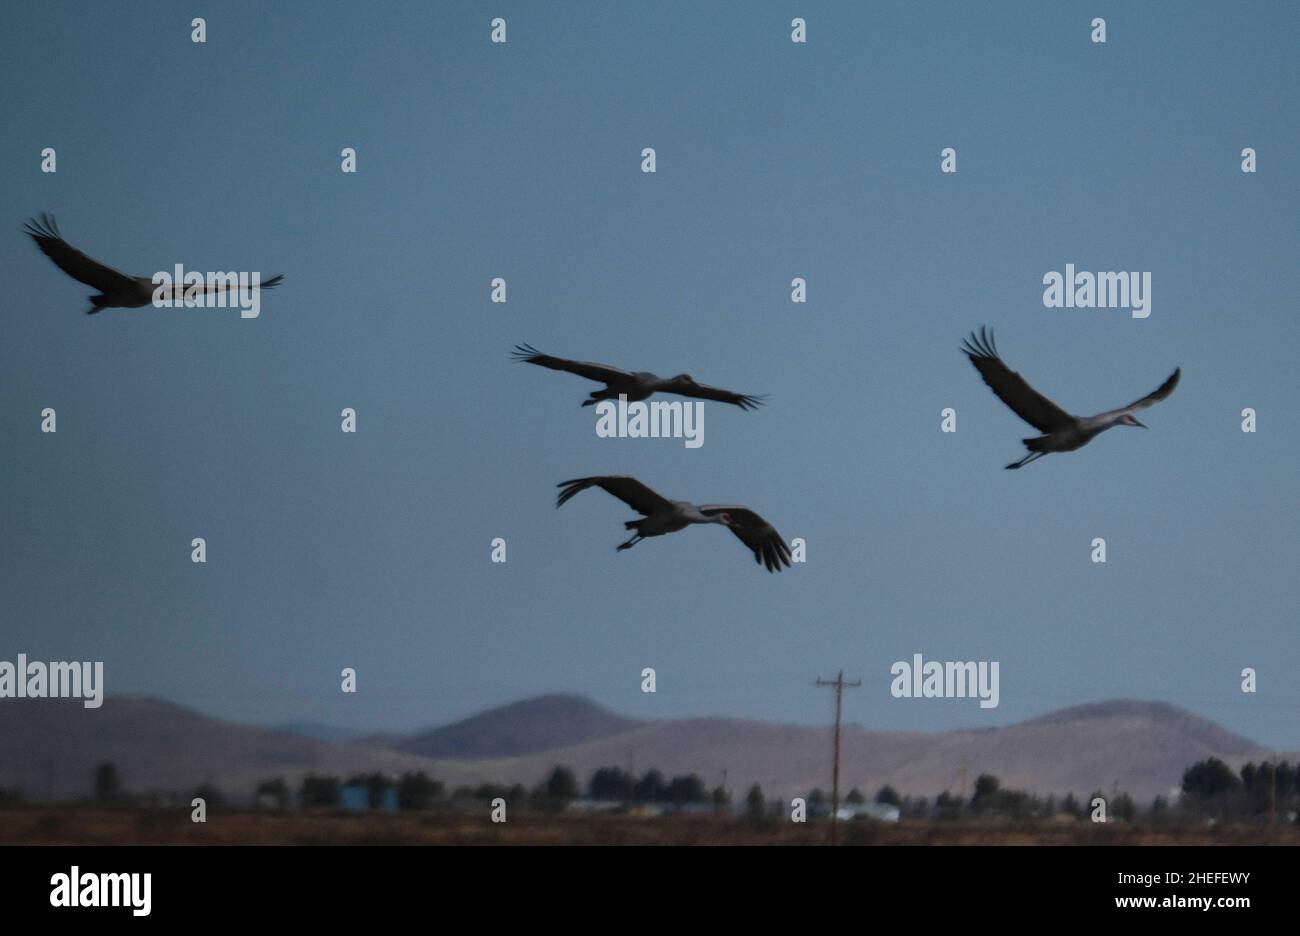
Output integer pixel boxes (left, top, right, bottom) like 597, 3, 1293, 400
4, 757, 1295, 826
279, 765, 728, 812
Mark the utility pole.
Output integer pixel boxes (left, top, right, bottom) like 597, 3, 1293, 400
816, 670, 861, 844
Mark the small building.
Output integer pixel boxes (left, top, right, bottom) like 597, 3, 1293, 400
835, 802, 901, 823
564, 799, 624, 814
339, 785, 399, 812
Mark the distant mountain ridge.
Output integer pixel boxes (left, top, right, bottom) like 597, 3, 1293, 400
0, 694, 1279, 802
394, 693, 642, 759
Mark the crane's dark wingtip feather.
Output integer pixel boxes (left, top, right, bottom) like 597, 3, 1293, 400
961, 327, 998, 361
555, 477, 595, 508
1150, 368, 1181, 401
24, 214, 60, 242
511, 342, 541, 361
962, 326, 996, 360
753, 533, 792, 572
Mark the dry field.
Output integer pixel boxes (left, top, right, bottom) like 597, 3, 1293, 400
2, 808, 1298, 845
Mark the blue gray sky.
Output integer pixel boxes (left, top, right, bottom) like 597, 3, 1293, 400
2, 1, 1296, 747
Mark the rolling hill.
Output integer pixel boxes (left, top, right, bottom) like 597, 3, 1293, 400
393, 693, 641, 759
0, 697, 492, 799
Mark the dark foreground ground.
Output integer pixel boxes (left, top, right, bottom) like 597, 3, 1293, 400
2, 808, 1297, 845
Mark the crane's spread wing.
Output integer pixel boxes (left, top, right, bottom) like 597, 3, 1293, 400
662, 378, 766, 411
556, 476, 673, 516
962, 327, 1074, 433
699, 506, 791, 573
512, 344, 632, 385
1109, 367, 1181, 417
24, 214, 136, 293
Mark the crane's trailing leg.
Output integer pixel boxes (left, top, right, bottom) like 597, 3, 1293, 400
617, 520, 644, 550
1005, 450, 1046, 470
